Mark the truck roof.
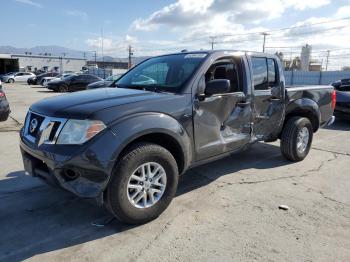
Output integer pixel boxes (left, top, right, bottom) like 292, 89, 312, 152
157, 50, 278, 59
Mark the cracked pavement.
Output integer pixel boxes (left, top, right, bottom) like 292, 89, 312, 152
0, 83, 349, 262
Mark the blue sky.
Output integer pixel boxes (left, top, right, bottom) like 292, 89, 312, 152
2, 0, 350, 69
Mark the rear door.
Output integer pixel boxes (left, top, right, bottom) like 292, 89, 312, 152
87, 75, 100, 85
71, 75, 87, 90
23, 73, 33, 81
249, 56, 284, 140
193, 55, 252, 160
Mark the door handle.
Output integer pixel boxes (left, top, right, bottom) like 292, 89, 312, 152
237, 101, 251, 107
268, 97, 281, 102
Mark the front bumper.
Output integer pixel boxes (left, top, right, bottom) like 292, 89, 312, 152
19, 127, 119, 199
47, 84, 58, 91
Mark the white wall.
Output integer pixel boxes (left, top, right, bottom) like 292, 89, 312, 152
13, 55, 86, 72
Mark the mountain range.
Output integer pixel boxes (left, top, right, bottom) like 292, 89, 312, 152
0, 45, 149, 64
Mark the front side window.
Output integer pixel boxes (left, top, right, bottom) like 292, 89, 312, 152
116, 53, 206, 93
204, 58, 241, 92
251, 57, 268, 90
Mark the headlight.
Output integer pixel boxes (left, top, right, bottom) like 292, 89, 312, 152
56, 119, 106, 145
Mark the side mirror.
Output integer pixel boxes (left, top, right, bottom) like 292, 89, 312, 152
205, 79, 231, 96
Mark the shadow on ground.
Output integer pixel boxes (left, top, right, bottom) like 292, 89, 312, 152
324, 118, 350, 131
37, 90, 55, 93
0, 142, 291, 261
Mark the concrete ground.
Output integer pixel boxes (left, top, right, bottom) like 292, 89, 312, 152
0, 82, 349, 262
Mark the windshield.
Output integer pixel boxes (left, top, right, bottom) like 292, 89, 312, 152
61, 74, 73, 79
116, 53, 207, 93
64, 74, 77, 80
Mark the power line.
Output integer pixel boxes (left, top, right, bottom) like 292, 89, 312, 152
181, 16, 350, 43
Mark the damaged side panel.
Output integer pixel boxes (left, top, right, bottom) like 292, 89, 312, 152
193, 92, 252, 161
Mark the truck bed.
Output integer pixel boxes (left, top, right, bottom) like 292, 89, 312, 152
285, 85, 334, 127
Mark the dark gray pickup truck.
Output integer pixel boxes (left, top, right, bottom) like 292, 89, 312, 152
20, 50, 335, 224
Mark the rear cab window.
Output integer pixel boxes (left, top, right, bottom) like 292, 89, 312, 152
251, 56, 278, 90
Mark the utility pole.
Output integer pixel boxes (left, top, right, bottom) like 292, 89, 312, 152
261, 32, 269, 52
59, 56, 63, 74
101, 28, 105, 78
209, 36, 217, 50
128, 45, 134, 69
325, 50, 330, 71
93, 51, 97, 65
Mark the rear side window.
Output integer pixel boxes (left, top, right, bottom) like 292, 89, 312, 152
251, 57, 268, 90
267, 59, 277, 87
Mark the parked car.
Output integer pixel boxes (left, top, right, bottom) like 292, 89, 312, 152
0, 72, 15, 82
34, 70, 46, 75
87, 74, 123, 89
331, 79, 350, 120
46, 74, 102, 92
20, 50, 335, 224
27, 72, 60, 85
2, 72, 36, 83
0, 80, 10, 121
42, 73, 74, 87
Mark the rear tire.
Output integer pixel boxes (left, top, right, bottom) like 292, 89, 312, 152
8, 79, 14, 83
58, 84, 68, 92
0, 112, 9, 122
106, 142, 178, 224
280, 117, 313, 161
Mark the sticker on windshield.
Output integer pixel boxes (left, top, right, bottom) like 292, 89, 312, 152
184, 53, 207, 59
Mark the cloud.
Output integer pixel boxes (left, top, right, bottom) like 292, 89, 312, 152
65, 10, 88, 21
335, 5, 350, 18
14, 0, 43, 8
282, 0, 330, 11
131, 0, 330, 32
86, 35, 138, 56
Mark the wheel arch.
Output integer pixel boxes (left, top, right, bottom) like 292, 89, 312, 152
284, 98, 320, 133
109, 113, 193, 175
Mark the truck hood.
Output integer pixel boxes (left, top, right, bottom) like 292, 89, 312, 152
30, 88, 179, 119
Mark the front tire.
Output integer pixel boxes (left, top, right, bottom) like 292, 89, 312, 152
106, 142, 178, 224
8, 79, 14, 83
281, 117, 313, 161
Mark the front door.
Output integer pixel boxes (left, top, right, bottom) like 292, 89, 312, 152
249, 56, 285, 140
193, 56, 252, 161
15, 73, 24, 81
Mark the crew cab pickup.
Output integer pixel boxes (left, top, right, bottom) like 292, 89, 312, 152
20, 51, 336, 224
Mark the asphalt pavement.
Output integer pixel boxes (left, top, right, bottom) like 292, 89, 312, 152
0, 83, 349, 262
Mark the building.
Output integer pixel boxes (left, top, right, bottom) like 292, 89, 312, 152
300, 44, 312, 71
0, 54, 86, 74
283, 57, 302, 71
86, 61, 128, 70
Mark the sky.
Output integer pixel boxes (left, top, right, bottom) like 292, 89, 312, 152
2, 0, 350, 69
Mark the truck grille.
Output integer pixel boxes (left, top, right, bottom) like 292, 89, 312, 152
28, 113, 45, 137
23, 111, 67, 145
